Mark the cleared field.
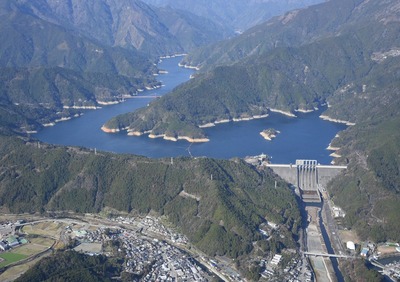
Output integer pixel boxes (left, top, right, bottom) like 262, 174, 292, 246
0, 253, 27, 268
74, 242, 102, 253
377, 245, 397, 255
21, 221, 65, 237
339, 230, 360, 244
12, 238, 53, 257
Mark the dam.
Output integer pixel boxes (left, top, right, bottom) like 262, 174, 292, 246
266, 160, 347, 202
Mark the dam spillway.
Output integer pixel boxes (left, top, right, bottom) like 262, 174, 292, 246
266, 160, 347, 202
297, 160, 319, 202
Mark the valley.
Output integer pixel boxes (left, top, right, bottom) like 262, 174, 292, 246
0, 0, 399, 281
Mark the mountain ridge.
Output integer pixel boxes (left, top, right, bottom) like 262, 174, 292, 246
142, 0, 324, 31
13, 0, 230, 56
182, 0, 393, 70
0, 135, 300, 261
0, 0, 233, 134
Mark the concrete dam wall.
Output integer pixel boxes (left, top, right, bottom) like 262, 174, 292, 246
266, 160, 346, 202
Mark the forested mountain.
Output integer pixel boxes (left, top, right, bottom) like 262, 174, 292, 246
0, 1, 156, 76
142, 0, 323, 31
0, 136, 300, 260
103, 0, 400, 243
182, 0, 393, 69
0, 0, 398, 278
0, 1, 306, 272
153, 6, 233, 52
103, 0, 400, 139
0, 0, 155, 134
0, 0, 232, 135
0, 67, 159, 135
16, 252, 123, 282
8, 0, 229, 56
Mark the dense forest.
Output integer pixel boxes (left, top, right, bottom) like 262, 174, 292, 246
328, 116, 400, 242
0, 135, 300, 258
16, 251, 123, 282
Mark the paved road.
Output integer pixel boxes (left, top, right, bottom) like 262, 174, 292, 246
322, 197, 345, 255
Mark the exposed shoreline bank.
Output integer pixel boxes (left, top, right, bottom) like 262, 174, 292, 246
319, 115, 355, 126
101, 127, 210, 143
31, 54, 182, 135
102, 106, 353, 145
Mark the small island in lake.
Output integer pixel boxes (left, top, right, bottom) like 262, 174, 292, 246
260, 128, 280, 141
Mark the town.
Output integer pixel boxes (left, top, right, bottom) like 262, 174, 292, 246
1, 212, 399, 281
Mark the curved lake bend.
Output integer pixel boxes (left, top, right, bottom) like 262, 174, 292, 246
35, 56, 347, 164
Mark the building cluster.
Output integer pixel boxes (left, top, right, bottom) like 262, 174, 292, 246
111, 216, 188, 245
331, 206, 346, 218
122, 232, 208, 281
383, 260, 400, 280
259, 254, 313, 282
71, 216, 210, 281
270, 254, 282, 266
283, 257, 313, 282
0, 221, 28, 251
358, 242, 377, 258
139, 216, 188, 245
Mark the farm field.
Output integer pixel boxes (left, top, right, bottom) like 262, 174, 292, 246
0, 254, 51, 282
0, 253, 27, 268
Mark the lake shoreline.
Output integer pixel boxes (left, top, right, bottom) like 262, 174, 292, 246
36, 57, 347, 164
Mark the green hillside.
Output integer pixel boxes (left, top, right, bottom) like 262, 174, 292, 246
328, 117, 400, 242
0, 136, 300, 258
182, 0, 384, 69
16, 251, 122, 282
0, 66, 160, 134
0, 6, 156, 77
0, 1, 165, 135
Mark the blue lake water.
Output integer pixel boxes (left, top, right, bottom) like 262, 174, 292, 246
35, 56, 347, 164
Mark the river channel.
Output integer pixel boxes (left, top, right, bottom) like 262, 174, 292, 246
35, 56, 347, 164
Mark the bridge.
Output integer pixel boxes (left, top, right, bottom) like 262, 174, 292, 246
266, 160, 347, 202
303, 251, 353, 259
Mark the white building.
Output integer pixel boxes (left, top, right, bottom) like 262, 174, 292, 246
346, 241, 356, 250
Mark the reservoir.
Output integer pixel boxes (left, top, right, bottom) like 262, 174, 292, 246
35, 56, 347, 164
